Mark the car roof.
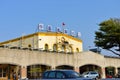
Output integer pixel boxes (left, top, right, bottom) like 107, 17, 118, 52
85, 71, 97, 72
45, 69, 74, 72
83, 71, 98, 74
43, 69, 76, 74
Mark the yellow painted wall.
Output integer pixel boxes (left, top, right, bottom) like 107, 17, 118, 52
0, 32, 82, 53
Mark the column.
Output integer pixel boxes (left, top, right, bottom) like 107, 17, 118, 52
74, 67, 79, 73
115, 67, 118, 77
102, 67, 106, 78
52, 66, 55, 70
21, 66, 27, 79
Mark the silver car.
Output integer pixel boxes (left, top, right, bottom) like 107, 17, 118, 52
41, 70, 93, 80
82, 71, 99, 79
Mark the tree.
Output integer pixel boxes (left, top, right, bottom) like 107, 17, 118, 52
94, 18, 120, 56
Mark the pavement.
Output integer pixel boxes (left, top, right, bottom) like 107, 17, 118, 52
102, 78, 120, 80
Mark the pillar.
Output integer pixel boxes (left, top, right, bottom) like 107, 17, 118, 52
52, 66, 55, 70
21, 66, 27, 79
74, 67, 79, 73
115, 67, 118, 77
102, 67, 106, 78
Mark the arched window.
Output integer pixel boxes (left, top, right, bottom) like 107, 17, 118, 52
45, 44, 49, 51
69, 46, 73, 53
76, 48, 79, 52
61, 45, 65, 52
28, 44, 31, 48
53, 44, 57, 52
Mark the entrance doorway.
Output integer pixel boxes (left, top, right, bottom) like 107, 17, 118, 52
79, 64, 102, 78
105, 67, 115, 78
0, 64, 21, 80
27, 64, 51, 79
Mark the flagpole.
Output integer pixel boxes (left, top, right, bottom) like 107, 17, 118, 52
62, 22, 65, 33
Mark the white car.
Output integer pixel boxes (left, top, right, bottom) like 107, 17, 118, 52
82, 71, 99, 79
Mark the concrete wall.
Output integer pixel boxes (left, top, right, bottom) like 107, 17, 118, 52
0, 48, 120, 78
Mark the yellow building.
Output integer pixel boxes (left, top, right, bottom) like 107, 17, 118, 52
0, 32, 82, 53
0, 31, 83, 79
0, 31, 120, 79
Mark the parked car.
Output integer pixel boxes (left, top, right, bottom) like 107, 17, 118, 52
106, 75, 112, 78
116, 71, 120, 78
41, 70, 93, 80
82, 71, 99, 80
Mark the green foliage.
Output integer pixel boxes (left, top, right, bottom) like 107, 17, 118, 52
94, 18, 120, 56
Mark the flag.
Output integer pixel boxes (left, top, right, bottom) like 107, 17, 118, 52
38, 23, 44, 30
62, 22, 65, 26
56, 27, 61, 32
47, 25, 52, 32
77, 32, 81, 37
64, 29, 67, 34
70, 30, 75, 36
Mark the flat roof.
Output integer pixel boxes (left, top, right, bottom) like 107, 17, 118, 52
0, 32, 82, 45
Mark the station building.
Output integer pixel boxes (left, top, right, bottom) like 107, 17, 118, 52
0, 32, 82, 53
0, 31, 120, 79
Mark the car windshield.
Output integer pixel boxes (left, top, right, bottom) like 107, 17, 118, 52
90, 72, 97, 74
64, 70, 81, 78
83, 72, 89, 75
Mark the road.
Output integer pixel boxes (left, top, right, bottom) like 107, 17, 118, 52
102, 78, 120, 80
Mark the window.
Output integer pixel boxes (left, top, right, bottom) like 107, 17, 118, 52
61, 45, 65, 52
53, 44, 57, 52
76, 48, 79, 52
28, 44, 31, 48
3, 68, 7, 77
44, 72, 49, 78
90, 72, 97, 74
0, 68, 2, 77
64, 70, 80, 78
0, 68, 7, 77
48, 71, 56, 78
56, 72, 65, 79
69, 46, 73, 53
45, 44, 49, 51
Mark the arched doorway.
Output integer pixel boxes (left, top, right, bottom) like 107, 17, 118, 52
53, 44, 57, 52
69, 46, 73, 53
61, 45, 66, 52
27, 64, 51, 79
56, 65, 74, 70
0, 64, 21, 80
79, 64, 102, 76
44, 44, 49, 51
117, 67, 120, 73
105, 66, 115, 78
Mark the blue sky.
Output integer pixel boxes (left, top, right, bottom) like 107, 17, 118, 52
0, 0, 120, 56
